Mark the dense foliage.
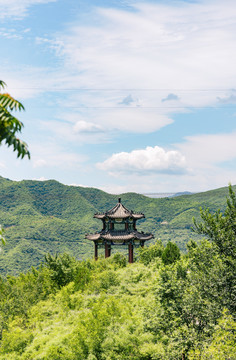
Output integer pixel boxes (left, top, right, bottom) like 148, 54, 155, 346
0, 81, 30, 159
0, 187, 235, 359
0, 175, 235, 276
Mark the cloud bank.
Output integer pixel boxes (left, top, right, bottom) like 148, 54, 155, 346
97, 145, 187, 175
40, 0, 236, 136
0, 0, 56, 19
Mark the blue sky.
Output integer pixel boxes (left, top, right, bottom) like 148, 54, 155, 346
0, 0, 236, 193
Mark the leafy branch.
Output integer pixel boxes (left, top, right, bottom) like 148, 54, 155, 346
0, 80, 30, 159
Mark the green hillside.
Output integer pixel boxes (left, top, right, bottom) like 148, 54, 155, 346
0, 176, 235, 275
0, 241, 235, 359
0, 185, 235, 359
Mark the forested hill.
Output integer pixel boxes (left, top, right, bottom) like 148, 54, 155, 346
0, 175, 235, 275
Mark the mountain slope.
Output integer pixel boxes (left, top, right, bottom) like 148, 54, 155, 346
0, 176, 234, 275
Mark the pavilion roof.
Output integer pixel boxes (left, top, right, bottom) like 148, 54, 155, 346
94, 199, 144, 220
86, 230, 153, 242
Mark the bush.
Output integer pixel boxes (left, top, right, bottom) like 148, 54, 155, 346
111, 253, 127, 268
161, 241, 181, 265
138, 240, 164, 265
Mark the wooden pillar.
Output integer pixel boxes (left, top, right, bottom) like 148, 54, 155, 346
105, 243, 111, 258
128, 242, 134, 263
94, 242, 98, 260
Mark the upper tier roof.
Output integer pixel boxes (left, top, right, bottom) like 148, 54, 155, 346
94, 198, 144, 220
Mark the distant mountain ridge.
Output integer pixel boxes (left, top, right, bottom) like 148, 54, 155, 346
143, 191, 193, 198
0, 176, 234, 276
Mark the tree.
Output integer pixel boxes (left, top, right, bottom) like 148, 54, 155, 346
193, 184, 236, 258
45, 253, 77, 288
0, 80, 30, 244
189, 310, 236, 359
0, 225, 5, 245
193, 185, 236, 314
161, 241, 181, 265
138, 239, 164, 265
0, 80, 30, 159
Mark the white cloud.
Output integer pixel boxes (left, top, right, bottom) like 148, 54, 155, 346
40, 119, 110, 144
94, 108, 173, 133
176, 131, 236, 167
31, 142, 88, 169
60, 1, 236, 92
217, 92, 236, 104
45, 0, 236, 134
97, 145, 187, 175
33, 176, 48, 181
0, 67, 59, 100
1, 0, 236, 194
96, 132, 236, 193
0, 28, 23, 40
0, 0, 56, 19
73, 120, 103, 134
69, 183, 92, 188
39, 107, 171, 144
167, 131, 236, 191
3, 0, 236, 135
33, 159, 47, 168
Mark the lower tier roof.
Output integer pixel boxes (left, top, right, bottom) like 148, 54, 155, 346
86, 230, 153, 242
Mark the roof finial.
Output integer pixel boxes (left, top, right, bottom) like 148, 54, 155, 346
118, 197, 121, 203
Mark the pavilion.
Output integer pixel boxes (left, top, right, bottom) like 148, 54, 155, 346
86, 198, 154, 263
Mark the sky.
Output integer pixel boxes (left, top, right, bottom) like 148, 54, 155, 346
0, 0, 236, 194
